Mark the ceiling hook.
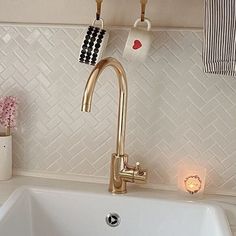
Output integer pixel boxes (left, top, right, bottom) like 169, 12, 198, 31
140, 0, 148, 22
96, 0, 103, 20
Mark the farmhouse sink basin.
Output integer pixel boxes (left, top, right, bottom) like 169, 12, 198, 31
0, 187, 232, 236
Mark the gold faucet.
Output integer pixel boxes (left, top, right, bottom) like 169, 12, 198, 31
81, 57, 147, 194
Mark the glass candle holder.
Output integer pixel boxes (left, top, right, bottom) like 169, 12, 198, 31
178, 165, 206, 197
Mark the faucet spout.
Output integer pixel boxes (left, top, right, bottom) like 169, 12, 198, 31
81, 57, 127, 156
81, 57, 147, 194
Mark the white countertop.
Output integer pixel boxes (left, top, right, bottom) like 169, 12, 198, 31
0, 176, 236, 235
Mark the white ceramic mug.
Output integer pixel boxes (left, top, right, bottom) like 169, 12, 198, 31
78, 19, 109, 66
123, 18, 152, 61
0, 135, 12, 180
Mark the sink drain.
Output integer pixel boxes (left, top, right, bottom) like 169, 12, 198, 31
105, 213, 121, 227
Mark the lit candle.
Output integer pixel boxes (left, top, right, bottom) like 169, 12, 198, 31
184, 175, 202, 194
177, 165, 206, 197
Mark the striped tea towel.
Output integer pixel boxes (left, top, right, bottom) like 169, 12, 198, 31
203, 0, 236, 76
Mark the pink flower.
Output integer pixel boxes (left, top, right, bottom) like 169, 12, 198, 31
0, 96, 18, 129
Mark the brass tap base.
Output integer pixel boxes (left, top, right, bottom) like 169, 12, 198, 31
108, 154, 128, 194
108, 153, 147, 194
109, 189, 127, 194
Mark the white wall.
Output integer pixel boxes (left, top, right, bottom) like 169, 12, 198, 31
0, 0, 203, 27
0, 24, 235, 195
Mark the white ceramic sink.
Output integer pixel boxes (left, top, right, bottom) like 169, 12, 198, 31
0, 187, 232, 236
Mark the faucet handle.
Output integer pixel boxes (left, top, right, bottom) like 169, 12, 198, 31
134, 162, 147, 184
135, 162, 143, 175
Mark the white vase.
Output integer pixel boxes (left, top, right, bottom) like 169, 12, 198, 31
0, 135, 12, 180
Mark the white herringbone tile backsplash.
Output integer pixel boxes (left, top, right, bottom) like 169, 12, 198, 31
0, 24, 236, 194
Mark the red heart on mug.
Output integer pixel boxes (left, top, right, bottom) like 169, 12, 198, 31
132, 40, 142, 50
